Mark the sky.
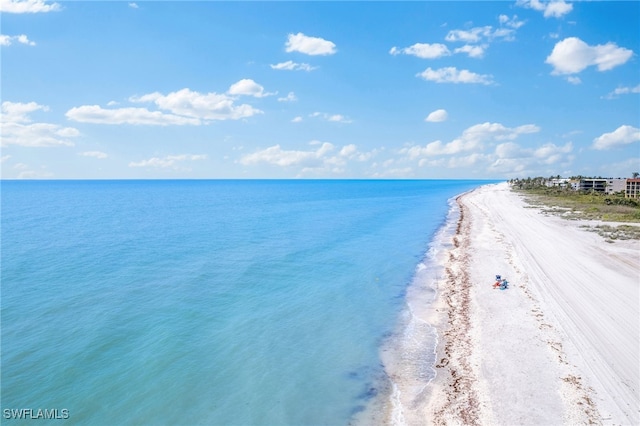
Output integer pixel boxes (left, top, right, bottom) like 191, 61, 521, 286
1, 0, 639, 179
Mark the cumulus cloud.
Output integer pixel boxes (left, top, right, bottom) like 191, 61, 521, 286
130, 88, 263, 119
0, 34, 35, 46
270, 60, 317, 71
129, 154, 207, 168
78, 151, 108, 159
389, 43, 451, 59
489, 141, 573, 175
1, 100, 47, 122
499, 14, 526, 29
603, 84, 640, 99
227, 79, 275, 98
128, 2, 138, 8
0, 0, 60, 13
125, 87, 262, 122
66, 105, 202, 126
533, 142, 573, 164
285, 32, 336, 56
309, 112, 352, 123
592, 125, 640, 150
453, 44, 486, 58
1, 101, 79, 147
278, 92, 297, 102
567, 76, 581, 85
425, 109, 448, 123
70, 86, 264, 126
546, 37, 633, 75
240, 142, 334, 167
239, 142, 375, 175
516, 0, 573, 18
417, 67, 494, 85
445, 26, 515, 43
291, 116, 303, 123
401, 122, 540, 159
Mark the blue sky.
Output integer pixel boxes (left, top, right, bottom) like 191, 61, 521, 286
1, 0, 639, 179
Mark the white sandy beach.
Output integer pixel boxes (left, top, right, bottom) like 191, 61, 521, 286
384, 182, 639, 425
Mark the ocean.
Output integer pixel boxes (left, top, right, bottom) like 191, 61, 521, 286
1, 179, 487, 425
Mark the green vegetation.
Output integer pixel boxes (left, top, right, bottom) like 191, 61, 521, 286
510, 177, 640, 224
579, 224, 640, 243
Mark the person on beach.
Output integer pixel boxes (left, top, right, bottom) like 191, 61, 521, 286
493, 276, 508, 289
493, 275, 501, 288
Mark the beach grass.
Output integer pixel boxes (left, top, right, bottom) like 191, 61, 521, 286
512, 186, 640, 223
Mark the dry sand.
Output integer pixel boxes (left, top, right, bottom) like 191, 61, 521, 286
392, 182, 639, 425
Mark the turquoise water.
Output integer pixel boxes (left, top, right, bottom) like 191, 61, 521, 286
1, 180, 486, 425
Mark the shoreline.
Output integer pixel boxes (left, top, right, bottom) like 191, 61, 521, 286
427, 182, 639, 425
366, 182, 639, 425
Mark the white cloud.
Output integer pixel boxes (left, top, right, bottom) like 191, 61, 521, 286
399, 136, 574, 176
239, 142, 375, 175
79, 151, 108, 159
546, 37, 633, 75
545, 1, 573, 18
128, 2, 138, 8
592, 125, 640, 150
285, 32, 336, 56
270, 60, 317, 71
453, 44, 486, 58
603, 84, 640, 99
1, 101, 78, 147
310, 112, 352, 123
417, 67, 494, 85
1, 100, 47, 122
401, 122, 540, 159
328, 114, 351, 123
339, 144, 357, 157
66, 105, 202, 126
278, 92, 297, 102
533, 142, 573, 164
566, 76, 581, 85
464, 122, 540, 142
129, 154, 207, 168
67, 84, 267, 129
13, 164, 54, 179
0, 0, 60, 13
516, 0, 573, 18
1, 155, 12, 162
128, 87, 263, 121
227, 79, 275, 98
425, 109, 448, 123
489, 141, 573, 175
389, 43, 451, 59
447, 153, 488, 168
499, 14, 526, 29
0, 34, 36, 46
604, 158, 640, 177
291, 116, 303, 123
240, 142, 334, 167
445, 26, 515, 43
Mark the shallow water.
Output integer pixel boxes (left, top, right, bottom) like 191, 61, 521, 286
1, 179, 486, 425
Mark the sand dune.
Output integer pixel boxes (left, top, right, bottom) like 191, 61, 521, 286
422, 182, 639, 425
